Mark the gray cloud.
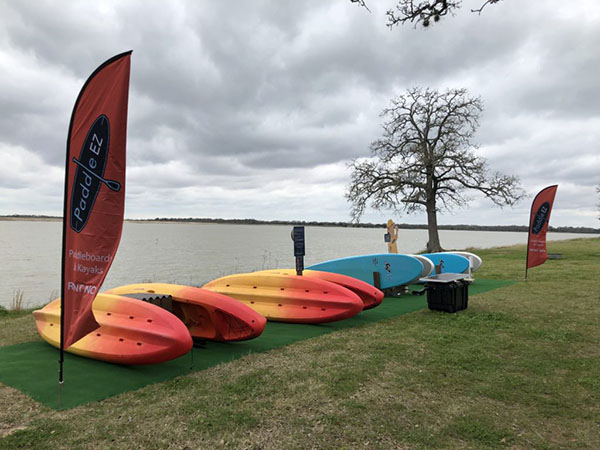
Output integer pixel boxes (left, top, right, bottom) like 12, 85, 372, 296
0, 0, 598, 227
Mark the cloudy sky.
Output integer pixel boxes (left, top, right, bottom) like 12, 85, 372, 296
0, 0, 599, 228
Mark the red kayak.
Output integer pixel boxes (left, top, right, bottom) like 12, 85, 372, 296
105, 283, 266, 342
256, 269, 384, 309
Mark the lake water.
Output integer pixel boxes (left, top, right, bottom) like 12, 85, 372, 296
1, 220, 597, 309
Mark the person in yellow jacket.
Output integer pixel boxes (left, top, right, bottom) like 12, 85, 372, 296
386, 219, 399, 253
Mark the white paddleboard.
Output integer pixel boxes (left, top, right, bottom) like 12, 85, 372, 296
449, 251, 482, 272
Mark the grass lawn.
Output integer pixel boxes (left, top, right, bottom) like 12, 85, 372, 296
1, 237, 599, 449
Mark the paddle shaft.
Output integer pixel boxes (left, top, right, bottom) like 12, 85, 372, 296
72, 157, 121, 191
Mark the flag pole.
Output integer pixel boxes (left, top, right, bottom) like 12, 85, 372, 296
525, 228, 530, 281
58, 47, 84, 409
59, 155, 68, 410
59, 65, 76, 409
525, 190, 536, 281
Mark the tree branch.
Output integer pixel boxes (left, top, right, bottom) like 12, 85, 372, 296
350, 0, 504, 28
471, 0, 501, 15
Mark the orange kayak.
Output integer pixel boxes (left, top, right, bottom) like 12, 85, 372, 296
255, 269, 384, 310
203, 272, 363, 323
33, 293, 192, 365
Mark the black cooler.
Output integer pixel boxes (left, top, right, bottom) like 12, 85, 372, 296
420, 273, 470, 313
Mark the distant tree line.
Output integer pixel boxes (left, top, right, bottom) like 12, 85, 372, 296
0, 214, 61, 220
140, 217, 384, 229
137, 217, 599, 234
2, 215, 598, 234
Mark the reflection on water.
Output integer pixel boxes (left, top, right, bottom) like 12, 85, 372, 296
0, 220, 596, 308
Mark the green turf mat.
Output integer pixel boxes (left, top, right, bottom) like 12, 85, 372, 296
0, 278, 514, 409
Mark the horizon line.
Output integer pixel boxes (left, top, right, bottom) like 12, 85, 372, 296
1, 214, 599, 233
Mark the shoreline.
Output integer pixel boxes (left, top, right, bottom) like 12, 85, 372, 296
2, 236, 599, 311
2, 215, 599, 234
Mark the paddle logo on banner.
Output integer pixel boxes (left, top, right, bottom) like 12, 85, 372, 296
70, 114, 121, 233
61, 51, 131, 350
526, 185, 558, 278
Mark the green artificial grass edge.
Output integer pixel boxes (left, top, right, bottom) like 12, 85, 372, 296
0, 279, 512, 409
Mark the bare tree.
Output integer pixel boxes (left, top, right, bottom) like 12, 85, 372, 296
350, 0, 503, 28
346, 87, 524, 252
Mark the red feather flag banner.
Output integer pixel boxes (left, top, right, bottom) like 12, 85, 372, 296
525, 185, 558, 278
60, 52, 132, 381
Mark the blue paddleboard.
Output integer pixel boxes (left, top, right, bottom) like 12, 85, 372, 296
420, 253, 470, 275
307, 254, 424, 289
